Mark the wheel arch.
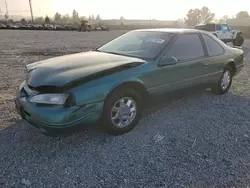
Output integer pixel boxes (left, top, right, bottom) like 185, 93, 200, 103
226, 60, 236, 76
105, 80, 149, 104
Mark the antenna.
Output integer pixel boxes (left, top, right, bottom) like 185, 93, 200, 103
29, 0, 34, 22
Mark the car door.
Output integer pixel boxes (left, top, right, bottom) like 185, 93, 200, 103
147, 33, 210, 94
200, 33, 226, 82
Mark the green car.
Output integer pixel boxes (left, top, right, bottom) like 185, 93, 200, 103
15, 28, 244, 135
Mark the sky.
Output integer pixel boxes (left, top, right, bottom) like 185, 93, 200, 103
0, 0, 250, 20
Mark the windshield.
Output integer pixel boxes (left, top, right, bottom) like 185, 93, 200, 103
221, 24, 231, 31
97, 31, 174, 59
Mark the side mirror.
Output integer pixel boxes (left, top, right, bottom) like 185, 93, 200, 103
158, 56, 177, 67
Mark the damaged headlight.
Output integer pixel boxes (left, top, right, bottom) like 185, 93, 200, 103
29, 93, 69, 105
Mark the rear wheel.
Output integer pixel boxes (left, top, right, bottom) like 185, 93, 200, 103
211, 65, 233, 95
102, 87, 143, 135
233, 33, 244, 46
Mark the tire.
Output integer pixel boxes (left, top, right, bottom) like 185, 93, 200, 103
102, 87, 143, 135
233, 33, 244, 46
211, 65, 233, 95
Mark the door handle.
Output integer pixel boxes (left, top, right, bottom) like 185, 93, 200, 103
204, 62, 210, 66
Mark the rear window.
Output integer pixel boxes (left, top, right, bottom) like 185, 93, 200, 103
202, 34, 224, 56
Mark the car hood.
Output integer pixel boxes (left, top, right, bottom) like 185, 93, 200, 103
26, 51, 145, 88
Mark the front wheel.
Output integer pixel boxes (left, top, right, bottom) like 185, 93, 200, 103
102, 87, 143, 135
211, 65, 233, 95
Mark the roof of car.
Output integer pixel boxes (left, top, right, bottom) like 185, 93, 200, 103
133, 28, 203, 34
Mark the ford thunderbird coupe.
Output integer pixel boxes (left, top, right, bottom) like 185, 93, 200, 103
15, 28, 244, 135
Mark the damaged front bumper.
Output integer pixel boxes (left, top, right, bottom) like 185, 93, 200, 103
14, 81, 104, 133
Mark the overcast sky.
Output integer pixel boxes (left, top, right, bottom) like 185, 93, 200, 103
0, 0, 250, 20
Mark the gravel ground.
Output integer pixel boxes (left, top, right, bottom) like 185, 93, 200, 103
0, 30, 250, 188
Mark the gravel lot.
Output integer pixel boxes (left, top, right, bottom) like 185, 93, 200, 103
0, 30, 250, 188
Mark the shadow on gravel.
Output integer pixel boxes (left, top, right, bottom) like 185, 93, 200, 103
1, 89, 250, 187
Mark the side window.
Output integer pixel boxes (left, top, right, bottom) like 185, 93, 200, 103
167, 34, 204, 61
216, 24, 221, 31
202, 34, 224, 56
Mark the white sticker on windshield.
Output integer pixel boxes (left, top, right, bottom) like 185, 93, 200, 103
146, 38, 165, 43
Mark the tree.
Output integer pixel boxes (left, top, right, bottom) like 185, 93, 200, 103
21, 18, 27, 23
4, 14, 8, 20
185, 8, 201, 26
34, 17, 44, 23
222, 15, 229, 20
185, 6, 215, 26
219, 15, 229, 23
54, 12, 62, 23
45, 15, 51, 24
72, 10, 80, 22
177, 18, 186, 27
236, 11, 250, 19
62, 14, 71, 23
200, 7, 215, 23
96, 14, 101, 20
120, 16, 125, 25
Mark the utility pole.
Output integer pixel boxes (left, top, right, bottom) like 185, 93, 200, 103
4, 0, 9, 20
29, 0, 34, 22
5, 0, 8, 15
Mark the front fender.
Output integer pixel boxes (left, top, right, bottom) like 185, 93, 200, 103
70, 75, 146, 106
108, 77, 146, 94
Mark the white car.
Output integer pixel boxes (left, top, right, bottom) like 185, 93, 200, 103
195, 23, 244, 46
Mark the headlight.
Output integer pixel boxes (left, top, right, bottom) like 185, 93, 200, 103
29, 93, 69, 105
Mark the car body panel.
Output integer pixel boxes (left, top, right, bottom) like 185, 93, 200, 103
26, 51, 145, 87
15, 28, 244, 133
